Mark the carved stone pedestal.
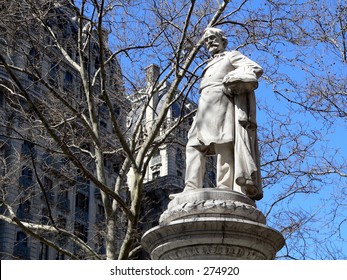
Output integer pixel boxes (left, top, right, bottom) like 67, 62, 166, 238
141, 189, 284, 260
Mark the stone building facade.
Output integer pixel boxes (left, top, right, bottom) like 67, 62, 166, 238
0, 3, 215, 260
127, 65, 216, 259
0, 2, 126, 259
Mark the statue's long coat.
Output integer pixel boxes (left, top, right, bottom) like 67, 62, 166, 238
187, 50, 264, 200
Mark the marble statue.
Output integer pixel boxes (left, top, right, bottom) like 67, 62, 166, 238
142, 34, 286, 258
184, 27, 263, 200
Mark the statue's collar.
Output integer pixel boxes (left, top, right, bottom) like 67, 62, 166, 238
205, 51, 227, 68
212, 51, 227, 59
206, 51, 227, 64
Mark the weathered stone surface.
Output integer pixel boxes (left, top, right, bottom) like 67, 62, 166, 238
162, 189, 265, 224
182, 27, 264, 201
142, 188, 285, 260
142, 215, 284, 260
141, 27, 284, 260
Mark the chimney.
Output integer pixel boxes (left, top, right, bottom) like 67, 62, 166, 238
144, 64, 160, 132
101, 28, 109, 47
145, 64, 160, 86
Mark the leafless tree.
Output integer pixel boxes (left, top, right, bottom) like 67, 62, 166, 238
0, 0, 235, 260
0, 0, 346, 260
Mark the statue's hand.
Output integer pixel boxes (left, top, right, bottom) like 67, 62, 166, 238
223, 67, 259, 94
223, 80, 247, 96
223, 80, 257, 96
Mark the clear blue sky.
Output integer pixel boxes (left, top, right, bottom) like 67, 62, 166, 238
107, 0, 347, 259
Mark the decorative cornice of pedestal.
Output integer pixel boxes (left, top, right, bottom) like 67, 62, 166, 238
160, 189, 266, 224
142, 188, 285, 260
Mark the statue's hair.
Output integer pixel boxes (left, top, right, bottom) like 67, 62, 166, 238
203, 27, 228, 47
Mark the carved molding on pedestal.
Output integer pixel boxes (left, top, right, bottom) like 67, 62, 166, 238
160, 244, 267, 260
160, 199, 266, 224
142, 189, 285, 260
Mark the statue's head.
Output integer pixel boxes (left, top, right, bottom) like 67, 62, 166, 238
203, 27, 228, 55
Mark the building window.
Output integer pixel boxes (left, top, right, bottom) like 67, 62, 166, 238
40, 207, 49, 225
176, 148, 184, 167
75, 192, 89, 223
44, 176, 52, 188
21, 140, 36, 158
0, 145, 5, 177
57, 220, 68, 247
177, 170, 183, 177
0, 89, 4, 107
75, 193, 89, 212
103, 157, 108, 168
27, 47, 40, 81
28, 47, 39, 66
73, 222, 88, 258
113, 162, 120, 174
57, 215, 67, 229
152, 171, 160, 179
108, 65, 115, 86
39, 242, 49, 260
13, 231, 30, 259
76, 173, 90, 195
100, 120, 107, 130
74, 222, 88, 242
96, 204, 105, 226
151, 150, 161, 166
19, 166, 33, 188
62, 23, 72, 38
97, 204, 105, 216
171, 102, 181, 119
42, 176, 54, 203
83, 57, 89, 72
56, 251, 65, 260
207, 170, 216, 187
17, 199, 31, 221
16, 231, 28, 245
65, 71, 73, 83
57, 184, 70, 211
113, 104, 121, 118
94, 56, 100, 71
48, 62, 59, 85
95, 233, 106, 255
42, 152, 53, 168
63, 71, 73, 91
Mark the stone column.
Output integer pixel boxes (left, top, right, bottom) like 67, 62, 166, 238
142, 189, 284, 260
